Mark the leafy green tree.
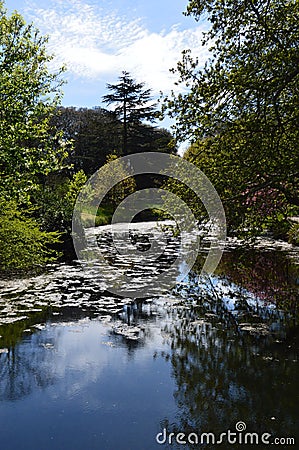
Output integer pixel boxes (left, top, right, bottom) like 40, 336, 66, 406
127, 123, 175, 155
102, 71, 157, 155
163, 0, 299, 234
0, 2, 73, 269
35, 170, 87, 232
0, 1, 68, 202
0, 197, 60, 270
52, 106, 175, 176
78, 153, 136, 228
93, 153, 136, 208
51, 106, 121, 176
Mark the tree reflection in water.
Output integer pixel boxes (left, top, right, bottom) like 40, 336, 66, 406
218, 249, 298, 311
159, 250, 298, 447
0, 333, 57, 401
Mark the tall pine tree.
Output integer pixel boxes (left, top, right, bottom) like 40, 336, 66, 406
102, 71, 157, 155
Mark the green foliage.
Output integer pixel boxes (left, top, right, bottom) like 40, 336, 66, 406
0, 2, 68, 202
81, 205, 114, 227
36, 170, 87, 232
0, 197, 61, 270
99, 154, 136, 208
288, 222, 299, 245
51, 106, 121, 176
51, 106, 175, 177
79, 154, 136, 228
0, 3, 72, 270
163, 0, 299, 234
126, 123, 176, 156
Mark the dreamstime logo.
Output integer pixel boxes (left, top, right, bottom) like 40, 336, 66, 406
155, 421, 296, 446
72, 152, 226, 298
235, 421, 247, 432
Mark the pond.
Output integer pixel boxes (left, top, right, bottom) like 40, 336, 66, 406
0, 223, 298, 449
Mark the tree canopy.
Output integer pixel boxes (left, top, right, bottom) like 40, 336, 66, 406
0, 2, 73, 269
52, 106, 175, 176
51, 106, 120, 175
164, 0, 299, 235
0, 1, 68, 203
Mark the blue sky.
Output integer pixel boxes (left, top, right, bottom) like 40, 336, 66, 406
5, 0, 208, 139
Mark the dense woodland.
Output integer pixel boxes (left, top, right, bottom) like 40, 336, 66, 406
52, 105, 174, 176
0, 0, 298, 271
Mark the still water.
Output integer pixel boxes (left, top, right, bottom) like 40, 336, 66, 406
0, 223, 298, 449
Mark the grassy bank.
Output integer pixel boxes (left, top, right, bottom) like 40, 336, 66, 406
80, 205, 170, 227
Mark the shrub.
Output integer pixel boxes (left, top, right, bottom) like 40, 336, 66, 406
0, 197, 61, 270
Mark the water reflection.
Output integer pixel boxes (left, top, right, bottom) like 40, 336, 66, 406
0, 315, 177, 450
0, 299, 169, 401
159, 303, 298, 446
217, 249, 298, 311
0, 229, 298, 449
0, 331, 57, 401
157, 249, 299, 448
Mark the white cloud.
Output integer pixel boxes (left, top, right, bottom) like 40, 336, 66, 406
26, 0, 209, 95
122, 27, 209, 93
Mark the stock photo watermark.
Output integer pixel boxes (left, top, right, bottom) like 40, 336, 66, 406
72, 152, 226, 298
155, 421, 296, 446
